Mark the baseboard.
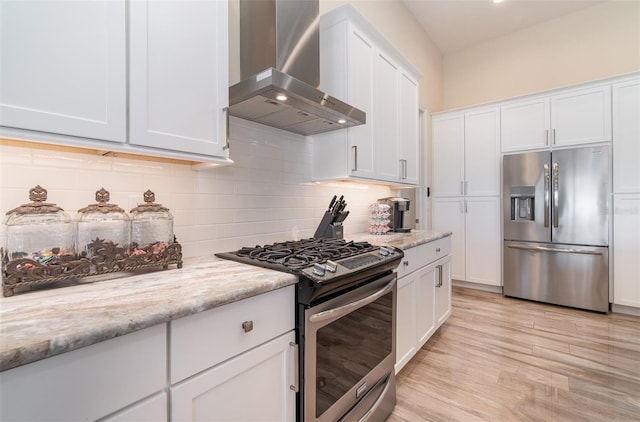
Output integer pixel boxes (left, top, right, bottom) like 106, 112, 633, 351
611, 304, 640, 317
452, 279, 503, 294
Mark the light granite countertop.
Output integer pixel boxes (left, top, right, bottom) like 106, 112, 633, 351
0, 230, 449, 372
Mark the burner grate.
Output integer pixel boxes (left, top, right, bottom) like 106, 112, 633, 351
233, 238, 377, 270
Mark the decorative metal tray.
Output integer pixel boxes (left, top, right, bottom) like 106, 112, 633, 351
1, 238, 182, 297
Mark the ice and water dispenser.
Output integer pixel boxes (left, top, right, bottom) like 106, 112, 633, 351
510, 186, 535, 221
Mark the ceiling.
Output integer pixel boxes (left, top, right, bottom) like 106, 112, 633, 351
402, 0, 605, 54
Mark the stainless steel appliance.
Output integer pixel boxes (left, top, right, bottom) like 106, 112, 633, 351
216, 238, 402, 421
229, 0, 365, 135
378, 197, 411, 233
503, 146, 610, 312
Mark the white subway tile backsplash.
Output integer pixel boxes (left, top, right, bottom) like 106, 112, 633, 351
1, 119, 396, 259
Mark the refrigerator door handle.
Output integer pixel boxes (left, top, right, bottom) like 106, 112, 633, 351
552, 162, 559, 228
506, 244, 604, 256
543, 163, 550, 228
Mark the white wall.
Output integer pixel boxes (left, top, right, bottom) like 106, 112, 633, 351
443, 0, 640, 109
0, 118, 392, 259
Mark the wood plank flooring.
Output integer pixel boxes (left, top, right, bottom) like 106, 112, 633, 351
387, 287, 640, 422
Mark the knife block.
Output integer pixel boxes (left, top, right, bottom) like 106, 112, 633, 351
313, 212, 344, 239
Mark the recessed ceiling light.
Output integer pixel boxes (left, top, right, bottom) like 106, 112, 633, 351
493, 0, 504, 3
276, 94, 287, 101
338, 119, 347, 124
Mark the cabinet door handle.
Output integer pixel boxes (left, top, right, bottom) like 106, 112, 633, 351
242, 320, 253, 333
290, 342, 299, 392
545, 129, 549, 146
464, 181, 468, 195
553, 128, 556, 145
352, 145, 358, 172
399, 159, 408, 179
223, 106, 230, 150
436, 264, 443, 287
464, 199, 468, 214
460, 181, 464, 195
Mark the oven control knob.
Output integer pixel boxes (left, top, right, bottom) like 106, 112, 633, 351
313, 263, 326, 277
325, 260, 338, 273
379, 246, 393, 256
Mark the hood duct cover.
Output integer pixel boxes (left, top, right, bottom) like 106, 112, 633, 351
228, 0, 365, 136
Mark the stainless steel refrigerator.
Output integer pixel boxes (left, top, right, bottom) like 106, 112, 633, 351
503, 145, 610, 312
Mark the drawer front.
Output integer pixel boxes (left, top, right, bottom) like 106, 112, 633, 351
0, 324, 166, 422
396, 246, 417, 278
170, 285, 295, 383
399, 237, 452, 277
417, 237, 451, 266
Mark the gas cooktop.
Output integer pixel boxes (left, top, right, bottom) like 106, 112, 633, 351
215, 238, 403, 287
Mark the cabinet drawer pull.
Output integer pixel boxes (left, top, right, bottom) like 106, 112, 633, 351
290, 342, 299, 392
223, 106, 230, 150
352, 145, 358, 172
403, 260, 409, 267
436, 247, 441, 253
242, 320, 253, 333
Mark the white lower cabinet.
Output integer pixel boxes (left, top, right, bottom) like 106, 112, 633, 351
0, 287, 297, 422
171, 331, 296, 422
613, 194, 640, 309
395, 238, 452, 373
433, 197, 501, 286
0, 324, 167, 422
104, 392, 168, 422
169, 286, 296, 422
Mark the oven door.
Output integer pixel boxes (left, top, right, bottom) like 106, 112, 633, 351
304, 272, 397, 422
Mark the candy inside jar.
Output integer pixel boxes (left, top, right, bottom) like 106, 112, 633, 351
76, 188, 130, 259
130, 190, 174, 256
3, 185, 75, 267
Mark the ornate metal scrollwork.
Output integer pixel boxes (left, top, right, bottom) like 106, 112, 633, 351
1, 238, 183, 297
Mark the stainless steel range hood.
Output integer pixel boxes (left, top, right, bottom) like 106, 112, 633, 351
229, 0, 365, 136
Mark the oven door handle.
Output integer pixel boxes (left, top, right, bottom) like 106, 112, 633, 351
309, 278, 395, 323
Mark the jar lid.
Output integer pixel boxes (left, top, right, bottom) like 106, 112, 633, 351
130, 190, 170, 214
5, 185, 66, 216
77, 188, 126, 215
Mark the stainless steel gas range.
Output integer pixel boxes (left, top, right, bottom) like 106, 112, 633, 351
216, 238, 403, 421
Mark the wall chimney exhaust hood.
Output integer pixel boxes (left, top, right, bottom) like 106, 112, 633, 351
228, 0, 365, 136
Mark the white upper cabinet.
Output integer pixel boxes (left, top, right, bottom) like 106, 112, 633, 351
501, 97, 550, 152
612, 77, 640, 194
432, 113, 464, 197
374, 52, 401, 182
551, 85, 611, 147
0, 0, 126, 142
399, 72, 420, 184
501, 85, 611, 152
0, 0, 231, 164
129, 0, 228, 157
313, 5, 421, 186
464, 107, 501, 196
432, 106, 500, 197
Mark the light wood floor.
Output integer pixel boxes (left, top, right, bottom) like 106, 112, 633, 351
387, 287, 640, 422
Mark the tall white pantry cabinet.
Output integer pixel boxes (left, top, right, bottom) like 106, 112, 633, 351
432, 107, 502, 287
612, 77, 640, 310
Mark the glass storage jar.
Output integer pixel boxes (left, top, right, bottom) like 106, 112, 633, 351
76, 188, 130, 260
129, 190, 174, 256
3, 185, 75, 266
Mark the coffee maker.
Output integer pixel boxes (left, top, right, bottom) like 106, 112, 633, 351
378, 197, 411, 233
